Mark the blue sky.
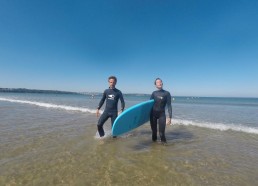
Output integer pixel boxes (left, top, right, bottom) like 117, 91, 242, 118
0, 0, 258, 97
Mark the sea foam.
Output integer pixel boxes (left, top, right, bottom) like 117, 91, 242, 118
0, 97, 102, 114
1, 97, 257, 135
173, 119, 258, 135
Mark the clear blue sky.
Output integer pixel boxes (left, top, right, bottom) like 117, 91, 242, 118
1, 0, 258, 97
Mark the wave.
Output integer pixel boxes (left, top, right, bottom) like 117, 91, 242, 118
0, 97, 102, 114
173, 119, 258, 135
1, 97, 257, 135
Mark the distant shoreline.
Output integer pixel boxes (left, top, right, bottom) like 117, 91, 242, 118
0, 88, 79, 95
0, 88, 257, 99
0, 88, 151, 97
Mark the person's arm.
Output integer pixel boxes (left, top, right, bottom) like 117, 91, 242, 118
96, 91, 106, 117
150, 92, 154, 100
120, 91, 125, 112
166, 92, 172, 125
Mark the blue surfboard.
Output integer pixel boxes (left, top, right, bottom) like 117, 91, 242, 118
112, 99, 154, 136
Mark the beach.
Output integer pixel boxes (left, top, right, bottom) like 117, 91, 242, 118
0, 92, 258, 185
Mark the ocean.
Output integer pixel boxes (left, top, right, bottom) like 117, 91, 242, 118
0, 92, 258, 185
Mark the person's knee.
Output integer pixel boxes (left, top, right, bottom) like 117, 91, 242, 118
97, 122, 103, 127
97, 116, 106, 126
97, 121, 104, 127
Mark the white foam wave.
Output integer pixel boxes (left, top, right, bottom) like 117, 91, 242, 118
1, 97, 257, 135
0, 97, 102, 114
173, 119, 258, 135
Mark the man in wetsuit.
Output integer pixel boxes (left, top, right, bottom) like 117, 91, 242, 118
96, 76, 125, 137
150, 78, 172, 144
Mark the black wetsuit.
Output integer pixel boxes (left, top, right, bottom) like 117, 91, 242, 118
97, 88, 125, 137
150, 89, 172, 142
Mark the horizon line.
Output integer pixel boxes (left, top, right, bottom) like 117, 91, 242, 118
0, 87, 257, 99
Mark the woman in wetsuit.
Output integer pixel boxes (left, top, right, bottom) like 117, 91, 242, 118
150, 78, 172, 144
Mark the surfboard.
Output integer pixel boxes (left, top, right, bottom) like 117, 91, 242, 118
112, 99, 154, 136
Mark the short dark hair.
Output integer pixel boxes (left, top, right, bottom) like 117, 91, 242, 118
108, 76, 117, 83
154, 78, 162, 85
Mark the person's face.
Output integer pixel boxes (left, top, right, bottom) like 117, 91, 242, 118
155, 79, 163, 89
109, 79, 116, 88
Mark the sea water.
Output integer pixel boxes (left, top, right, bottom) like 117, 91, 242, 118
0, 92, 258, 185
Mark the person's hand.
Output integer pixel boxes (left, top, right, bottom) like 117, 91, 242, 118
166, 118, 172, 125
96, 109, 100, 117
118, 109, 123, 115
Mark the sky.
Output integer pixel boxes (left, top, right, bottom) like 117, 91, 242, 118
0, 0, 258, 97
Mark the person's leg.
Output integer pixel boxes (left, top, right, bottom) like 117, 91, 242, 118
111, 112, 118, 138
97, 112, 109, 137
150, 112, 158, 142
110, 112, 118, 127
158, 113, 166, 143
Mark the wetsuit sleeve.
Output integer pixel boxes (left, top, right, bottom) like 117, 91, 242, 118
167, 92, 172, 118
97, 90, 106, 109
119, 91, 125, 111
150, 92, 154, 100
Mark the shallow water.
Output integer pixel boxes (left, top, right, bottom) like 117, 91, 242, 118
1, 102, 258, 185
1, 93, 258, 185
